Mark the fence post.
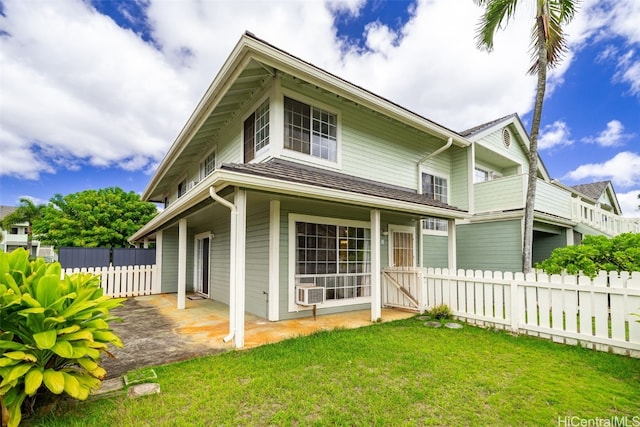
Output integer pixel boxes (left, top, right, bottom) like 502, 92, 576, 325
510, 273, 520, 333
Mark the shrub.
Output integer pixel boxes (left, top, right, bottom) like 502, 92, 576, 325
0, 249, 124, 427
536, 233, 640, 277
428, 304, 452, 320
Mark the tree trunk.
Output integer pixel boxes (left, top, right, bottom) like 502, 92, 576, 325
523, 12, 548, 273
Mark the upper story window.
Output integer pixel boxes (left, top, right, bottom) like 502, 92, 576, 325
200, 150, 216, 179
284, 96, 337, 162
474, 167, 489, 183
177, 179, 186, 198
422, 173, 448, 203
244, 99, 270, 163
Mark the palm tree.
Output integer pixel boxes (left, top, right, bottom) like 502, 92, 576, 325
475, 0, 578, 272
1, 198, 46, 257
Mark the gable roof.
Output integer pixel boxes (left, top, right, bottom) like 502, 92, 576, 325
460, 113, 519, 138
570, 180, 622, 214
0, 206, 17, 221
142, 32, 470, 202
220, 158, 464, 212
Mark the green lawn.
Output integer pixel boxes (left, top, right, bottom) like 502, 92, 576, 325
31, 317, 640, 426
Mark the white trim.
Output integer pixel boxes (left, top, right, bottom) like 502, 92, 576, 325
387, 224, 417, 268
370, 209, 381, 321
281, 88, 343, 168
199, 147, 217, 181
287, 213, 371, 313
268, 200, 280, 321
177, 219, 188, 310
242, 92, 272, 163
418, 166, 450, 204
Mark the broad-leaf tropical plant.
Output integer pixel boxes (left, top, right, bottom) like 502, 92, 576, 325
475, 0, 578, 272
0, 249, 124, 427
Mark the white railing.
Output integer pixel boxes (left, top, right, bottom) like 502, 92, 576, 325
571, 198, 640, 236
423, 268, 640, 357
62, 265, 158, 298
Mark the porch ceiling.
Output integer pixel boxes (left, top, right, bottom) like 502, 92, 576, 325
148, 60, 273, 202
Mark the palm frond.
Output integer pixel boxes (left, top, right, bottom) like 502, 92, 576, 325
474, 0, 521, 51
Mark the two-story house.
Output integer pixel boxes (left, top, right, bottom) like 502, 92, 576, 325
129, 33, 473, 347
130, 33, 639, 348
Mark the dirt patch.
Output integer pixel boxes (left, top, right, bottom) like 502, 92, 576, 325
102, 298, 225, 379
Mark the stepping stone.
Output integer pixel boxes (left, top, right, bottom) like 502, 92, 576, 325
445, 323, 463, 329
424, 321, 442, 328
128, 383, 161, 399
416, 316, 431, 321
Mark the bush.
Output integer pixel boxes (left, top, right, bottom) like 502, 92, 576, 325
0, 249, 124, 427
428, 304, 452, 320
536, 233, 640, 277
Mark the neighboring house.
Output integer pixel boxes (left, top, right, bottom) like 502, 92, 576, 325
130, 33, 639, 348
450, 114, 639, 272
0, 205, 55, 261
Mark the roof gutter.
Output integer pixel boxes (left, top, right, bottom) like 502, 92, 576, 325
209, 187, 237, 344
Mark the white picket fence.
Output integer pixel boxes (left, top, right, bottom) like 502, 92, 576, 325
390, 268, 640, 357
62, 265, 158, 298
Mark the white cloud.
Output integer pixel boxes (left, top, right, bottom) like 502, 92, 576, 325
617, 190, 640, 218
538, 121, 574, 150
582, 120, 634, 147
564, 151, 640, 189
0, 0, 638, 184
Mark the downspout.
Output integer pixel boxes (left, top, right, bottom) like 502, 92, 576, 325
209, 187, 237, 343
417, 137, 453, 193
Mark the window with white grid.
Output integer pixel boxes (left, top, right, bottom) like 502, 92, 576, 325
295, 221, 371, 301
423, 217, 448, 233
422, 173, 448, 203
244, 98, 270, 163
285, 97, 337, 162
200, 150, 216, 179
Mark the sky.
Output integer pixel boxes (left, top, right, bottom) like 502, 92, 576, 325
0, 0, 639, 217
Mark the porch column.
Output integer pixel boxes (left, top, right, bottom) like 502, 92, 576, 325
566, 228, 574, 246
447, 219, 457, 272
154, 230, 163, 294
178, 219, 187, 309
370, 209, 381, 322
233, 189, 247, 348
143, 238, 149, 249
268, 200, 280, 321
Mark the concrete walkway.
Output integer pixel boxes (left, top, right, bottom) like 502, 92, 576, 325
102, 294, 415, 379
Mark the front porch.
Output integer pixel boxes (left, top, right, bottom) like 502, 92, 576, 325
105, 293, 415, 378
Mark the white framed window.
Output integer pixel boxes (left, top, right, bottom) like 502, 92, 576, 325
421, 172, 448, 203
422, 217, 448, 235
474, 167, 489, 183
289, 214, 371, 310
284, 96, 337, 162
200, 149, 216, 179
177, 178, 186, 198
244, 98, 270, 163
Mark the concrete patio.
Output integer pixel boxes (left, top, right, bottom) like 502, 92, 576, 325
103, 293, 415, 379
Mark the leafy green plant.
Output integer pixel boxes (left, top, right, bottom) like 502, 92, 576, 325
428, 304, 452, 320
536, 233, 640, 277
0, 248, 124, 427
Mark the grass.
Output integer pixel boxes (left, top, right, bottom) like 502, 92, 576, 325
30, 317, 640, 426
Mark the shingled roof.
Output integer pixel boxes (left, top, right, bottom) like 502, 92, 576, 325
571, 181, 611, 201
460, 114, 519, 137
220, 158, 465, 213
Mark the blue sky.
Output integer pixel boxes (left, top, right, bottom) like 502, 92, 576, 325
0, 0, 639, 216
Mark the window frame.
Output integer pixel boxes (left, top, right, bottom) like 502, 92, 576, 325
243, 96, 270, 163
288, 213, 371, 312
177, 177, 187, 199
200, 148, 217, 180
281, 90, 342, 168
420, 169, 449, 204
422, 217, 449, 236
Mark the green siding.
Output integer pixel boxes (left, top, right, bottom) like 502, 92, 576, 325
423, 234, 448, 268
450, 147, 469, 210
245, 193, 270, 318
210, 213, 230, 304
533, 229, 567, 266
161, 227, 178, 293
457, 219, 522, 272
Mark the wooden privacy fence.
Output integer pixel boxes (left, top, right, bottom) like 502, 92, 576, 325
62, 265, 158, 298
423, 268, 640, 356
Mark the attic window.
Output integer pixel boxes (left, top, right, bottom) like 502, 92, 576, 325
502, 128, 511, 148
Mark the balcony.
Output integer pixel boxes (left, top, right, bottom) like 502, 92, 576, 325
474, 174, 571, 218
571, 199, 640, 236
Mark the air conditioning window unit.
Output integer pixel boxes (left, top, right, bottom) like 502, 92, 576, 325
296, 285, 325, 306
188, 180, 199, 190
